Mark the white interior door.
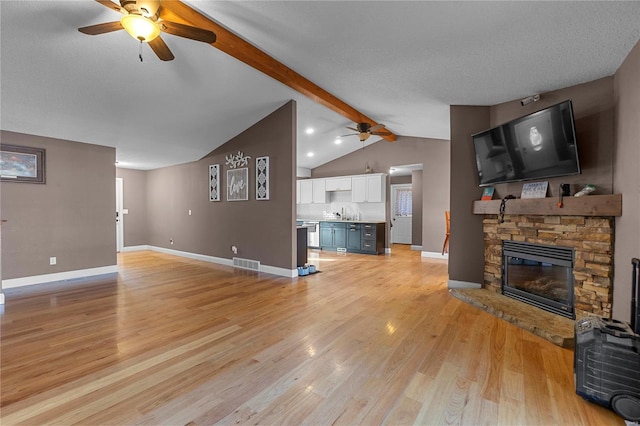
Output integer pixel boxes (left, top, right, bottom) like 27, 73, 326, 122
116, 178, 123, 253
391, 184, 412, 244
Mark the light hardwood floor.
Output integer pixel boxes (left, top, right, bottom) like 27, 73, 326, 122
1, 245, 623, 425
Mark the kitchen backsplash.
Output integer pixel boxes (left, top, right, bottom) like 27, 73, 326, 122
297, 191, 385, 221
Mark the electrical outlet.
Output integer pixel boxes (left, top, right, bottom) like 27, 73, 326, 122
170, 239, 174, 245
49, 257, 57, 265
188, 209, 192, 216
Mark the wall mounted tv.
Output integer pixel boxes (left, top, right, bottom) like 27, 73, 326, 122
472, 100, 581, 186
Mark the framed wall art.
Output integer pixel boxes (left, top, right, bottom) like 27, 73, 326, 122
227, 167, 248, 201
0, 144, 46, 184
209, 164, 220, 201
256, 156, 269, 200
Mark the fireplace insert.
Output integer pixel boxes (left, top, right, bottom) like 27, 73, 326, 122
502, 241, 575, 319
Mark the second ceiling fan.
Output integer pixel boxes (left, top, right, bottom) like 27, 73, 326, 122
78, 0, 217, 61
343, 122, 392, 142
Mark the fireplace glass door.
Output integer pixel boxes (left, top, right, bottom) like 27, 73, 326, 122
503, 241, 574, 319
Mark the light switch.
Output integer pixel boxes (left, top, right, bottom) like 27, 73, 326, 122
188, 210, 192, 216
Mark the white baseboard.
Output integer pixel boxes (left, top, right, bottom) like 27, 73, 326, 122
2, 265, 119, 289
448, 279, 482, 289
411, 245, 423, 251
0, 292, 5, 305
121, 245, 151, 252
421, 251, 448, 259
385, 247, 392, 254
144, 245, 297, 278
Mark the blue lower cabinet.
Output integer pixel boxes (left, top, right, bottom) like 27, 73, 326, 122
320, 222, 385, 255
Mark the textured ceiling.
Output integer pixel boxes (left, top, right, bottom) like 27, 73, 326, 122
2, 1, 640, 170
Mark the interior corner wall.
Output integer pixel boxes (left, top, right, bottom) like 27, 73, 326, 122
311, 136, 450, 253
145, 100, 297, 270
115, 168, 148, 247
613, 39, 640, 322
448, 106, 489, 285
0, 131, 116, 279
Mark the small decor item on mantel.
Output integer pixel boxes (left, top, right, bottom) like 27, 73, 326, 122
574, 184, 596, 197
481, 186, 495, 201
255, 156, 269, 200
521, 181, 548, 199
209, 164, 220, 201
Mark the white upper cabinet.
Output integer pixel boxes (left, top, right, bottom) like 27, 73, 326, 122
325, 177, 352, 191
312, 179, 327, 203
352, 174, 385, 203
299, 180, 313, 204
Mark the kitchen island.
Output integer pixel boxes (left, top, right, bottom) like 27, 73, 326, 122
318, 220, 386, 255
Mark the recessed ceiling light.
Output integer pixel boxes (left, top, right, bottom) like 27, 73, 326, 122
334, 137, 342, 145
307, 152, 314, 157
305, 127, 314, 135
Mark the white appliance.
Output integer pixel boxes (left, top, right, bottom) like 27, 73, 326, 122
304, 221, 320, 248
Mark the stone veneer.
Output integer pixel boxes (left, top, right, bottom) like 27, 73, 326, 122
483, 215, 614, 319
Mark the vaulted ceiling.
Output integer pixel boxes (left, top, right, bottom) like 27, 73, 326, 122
2, 1, 640, 171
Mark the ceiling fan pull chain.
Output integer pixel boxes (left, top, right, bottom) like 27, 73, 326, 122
139, 40, 143, 62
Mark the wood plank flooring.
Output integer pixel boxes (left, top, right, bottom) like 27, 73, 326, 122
1, 245, 623, 425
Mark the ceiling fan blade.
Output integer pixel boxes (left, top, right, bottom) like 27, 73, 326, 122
95, 0, 124, 14
78, 21, 123, 35
369, 124, 385, 132
345, 126, 358, 132
159, 21, 217, 44
340, 133, 358, 137
371, 131, 392, 136
149, 36, 175, 61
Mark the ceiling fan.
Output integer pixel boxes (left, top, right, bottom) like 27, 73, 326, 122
342, 123, 392, 142
78, 0, 217, 61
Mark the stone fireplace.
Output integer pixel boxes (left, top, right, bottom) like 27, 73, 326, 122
483, 214, 614, 320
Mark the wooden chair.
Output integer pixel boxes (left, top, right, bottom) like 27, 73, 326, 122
442, 210, 450, 255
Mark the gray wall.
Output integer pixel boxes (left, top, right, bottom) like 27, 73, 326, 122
613, 39, 640, 322
1, 131, 116, 279
115, 168, 148, 247
144, 101, 297, 270
312, 136, 450, 254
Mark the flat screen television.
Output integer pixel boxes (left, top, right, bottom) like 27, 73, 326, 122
472, 100, 581, 186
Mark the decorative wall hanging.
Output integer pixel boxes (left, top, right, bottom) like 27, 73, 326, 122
256, 156, 269, 200
225, 151, 251, 169
0, 144, 46, 184
227, 167, 248, 201
209, 164, 220, 201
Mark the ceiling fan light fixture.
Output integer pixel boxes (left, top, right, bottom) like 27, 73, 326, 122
121, 14, 160, 42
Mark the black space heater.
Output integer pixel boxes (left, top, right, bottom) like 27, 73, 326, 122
574, 258, 640, 422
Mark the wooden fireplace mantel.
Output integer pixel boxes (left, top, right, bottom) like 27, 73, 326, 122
472, 194, 622, 217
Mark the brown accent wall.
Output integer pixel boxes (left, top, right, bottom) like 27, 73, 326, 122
613, 39, 640, 322
312, 136, 450, 253
1, 131, 116, 279
115, 168, 148, 247
145, 101, 297, 270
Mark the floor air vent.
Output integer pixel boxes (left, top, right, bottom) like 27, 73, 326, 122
232, 257, 260, 272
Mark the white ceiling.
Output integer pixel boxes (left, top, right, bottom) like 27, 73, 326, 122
2, 1, 639, 171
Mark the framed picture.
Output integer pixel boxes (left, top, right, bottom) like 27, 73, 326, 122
256, 156, 269, 200
209, 164, 220, 201
0, 144, 46, 184
227, 167, 248, 201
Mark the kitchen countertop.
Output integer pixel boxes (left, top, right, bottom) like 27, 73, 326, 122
297, 219, 386, 224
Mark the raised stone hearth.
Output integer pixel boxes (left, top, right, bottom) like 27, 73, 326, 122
449, 288, 574, 347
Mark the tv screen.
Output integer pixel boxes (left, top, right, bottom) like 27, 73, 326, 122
472, 100, 581, 186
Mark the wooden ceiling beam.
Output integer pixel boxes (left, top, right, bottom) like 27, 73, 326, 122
160, 1, 396, 142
